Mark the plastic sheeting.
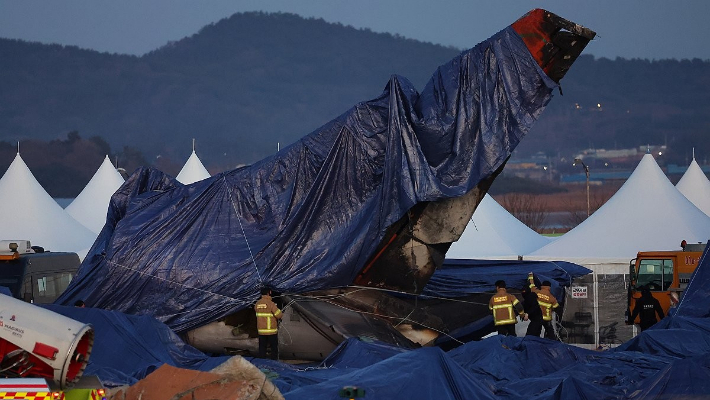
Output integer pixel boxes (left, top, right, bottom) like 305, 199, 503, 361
38, 241, 710, 399
417, 259, 590, 347
41, 304, 230, 387
57, 25, 558, 333
673, 241, 710, 318
250, 335, 679, 399
424, 259, 591, 300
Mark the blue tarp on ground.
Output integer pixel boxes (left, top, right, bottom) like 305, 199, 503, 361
425, 259, 591, 300
56, 24, 558, 333
41, 304, 230, 387
42, 253, 710, 397
253, 241, 710, 398
39, 244, 710, 398
40, 241, 710, 397
425, 259, 591, 348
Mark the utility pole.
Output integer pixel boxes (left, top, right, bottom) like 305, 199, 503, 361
574, 158, 590, 217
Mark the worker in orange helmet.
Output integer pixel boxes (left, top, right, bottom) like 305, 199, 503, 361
528, 272, 559, 340
489, 280, 525, 336
254, 287, 283, 359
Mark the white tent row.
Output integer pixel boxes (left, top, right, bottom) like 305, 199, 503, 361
527, 153, 710, 267
0, 153, 96, 256
0, 147, 211, 258
522, 153, 710, 346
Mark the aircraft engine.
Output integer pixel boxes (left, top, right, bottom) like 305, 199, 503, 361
0, 295, 93, 389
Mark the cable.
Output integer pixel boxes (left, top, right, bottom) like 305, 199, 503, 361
223, 174, 263, 285
104, 258, 252, 314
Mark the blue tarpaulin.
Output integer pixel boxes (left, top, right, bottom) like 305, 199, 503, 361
45, 244, 705, 396
38, 8, 709, 397
56, 24, 558, 333
41, 304, 230, 387
425, 259, 591, 300
41, 247, 710, 397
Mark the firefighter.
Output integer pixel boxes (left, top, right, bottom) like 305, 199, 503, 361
630, 286, 665, 331
489, 280, 524, 336
254, 287, 283, 359
521, 283, 543, 337
528, 273, 559, 340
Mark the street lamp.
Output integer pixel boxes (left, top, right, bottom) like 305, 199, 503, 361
574, 158, 590, 217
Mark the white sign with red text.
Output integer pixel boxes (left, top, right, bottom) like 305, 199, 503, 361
571, 286, 588, 299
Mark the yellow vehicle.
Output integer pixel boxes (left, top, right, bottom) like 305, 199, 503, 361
626, 241, 705, 323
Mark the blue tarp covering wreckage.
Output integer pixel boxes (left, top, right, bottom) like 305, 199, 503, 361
56, 18, 566, 333
36, 7, 709, 397
40, 243, 710, 397
423, 259, 590, 299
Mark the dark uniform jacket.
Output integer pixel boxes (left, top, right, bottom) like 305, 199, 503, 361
489, 288, 524, 326
522, 289, 543, 321
631, 294, 665, 330
255, 294, 283, 335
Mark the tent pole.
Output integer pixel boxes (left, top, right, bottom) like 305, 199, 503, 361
593, 270, 600, 347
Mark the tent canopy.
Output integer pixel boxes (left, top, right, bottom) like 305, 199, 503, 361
66, 155, 125, 235
676, 156, 710, 217
0, 153, 96, 253
527, 153, 710, 263
175, 150, 211, 185
447, 194, 551, 259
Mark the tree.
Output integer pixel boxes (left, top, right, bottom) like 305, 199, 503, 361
499, 193, 548, 233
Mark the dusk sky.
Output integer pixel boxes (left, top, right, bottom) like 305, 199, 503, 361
1, 0, 709, 61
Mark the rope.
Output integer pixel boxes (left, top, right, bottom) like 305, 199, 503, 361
346, 284, 491, 306
223, 174, 263, 285
103, 258, 254, 320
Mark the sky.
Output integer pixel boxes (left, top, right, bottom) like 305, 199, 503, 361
1, 0, 709, 61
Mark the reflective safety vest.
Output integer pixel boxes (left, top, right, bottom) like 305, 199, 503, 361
489, 290, 524, 326
255, 295, 282, 335
533, 286, 559, 321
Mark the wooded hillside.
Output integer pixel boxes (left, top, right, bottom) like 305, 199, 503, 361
1, 11, 709, 196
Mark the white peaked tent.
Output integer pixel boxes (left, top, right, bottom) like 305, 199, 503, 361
526, 153, 710, 273
676, 156, 710, 217
447, 194, 551, 259
66, 155, 125, 235
176, 150, 210, 184
526, 153, 710, 347
0, 153, 96, 254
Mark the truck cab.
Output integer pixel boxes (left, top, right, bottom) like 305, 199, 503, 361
0, 240, 81, 304
627, 241, 705, 324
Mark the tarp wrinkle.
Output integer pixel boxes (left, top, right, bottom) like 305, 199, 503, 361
57, 27, 556, 334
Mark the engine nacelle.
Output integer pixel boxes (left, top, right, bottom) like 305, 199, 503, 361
0, 295, 93, 389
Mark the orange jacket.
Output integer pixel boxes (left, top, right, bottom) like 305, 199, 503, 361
532, 285, 559, 321
489, 288, 524, 326
254, 294, 282, 335
528, 274, 559, 321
